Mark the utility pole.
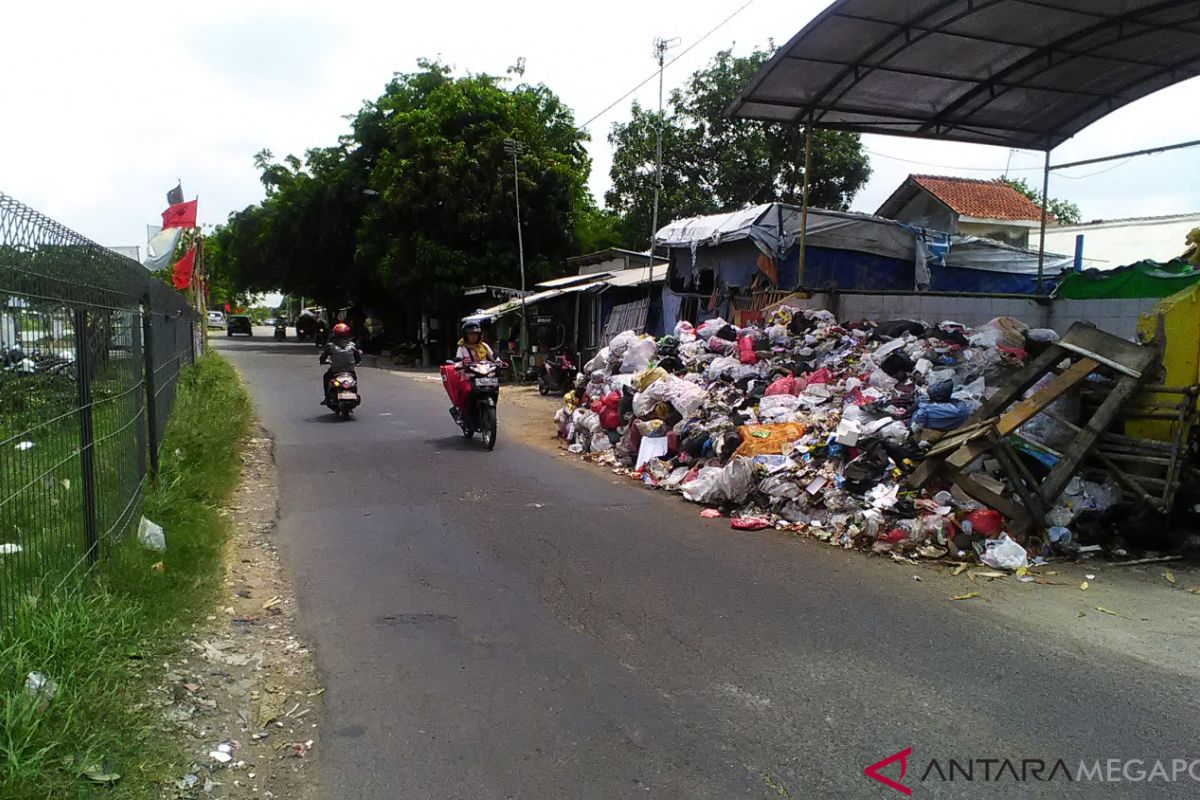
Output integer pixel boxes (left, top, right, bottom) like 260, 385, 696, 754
504, 137, 528, 358
648, 36, 679, 302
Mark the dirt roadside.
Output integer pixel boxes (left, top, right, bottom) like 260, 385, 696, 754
383, 367, 1200, 680
155, 431, 322, 800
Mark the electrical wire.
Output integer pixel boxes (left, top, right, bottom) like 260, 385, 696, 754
577, 0, 761, 131
864, 148, 1044, 173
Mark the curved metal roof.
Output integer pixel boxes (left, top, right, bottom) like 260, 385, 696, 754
727, 0, 1200, 150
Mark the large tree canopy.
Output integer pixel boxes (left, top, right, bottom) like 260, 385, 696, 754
606, 46, 872, 248
207, 61, 596, 318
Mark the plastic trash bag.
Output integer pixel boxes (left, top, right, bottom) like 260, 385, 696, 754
583, 347, 609, 375
620, 337, 657, 373
980, 534, 1028, 570
674, 321, 697, 343
911, 400, 974, 431
138, 516, 166, 553
695, 317, 729, 339
609, 330, 638, 358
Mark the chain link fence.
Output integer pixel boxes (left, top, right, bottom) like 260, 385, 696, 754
0, 192, 198, 615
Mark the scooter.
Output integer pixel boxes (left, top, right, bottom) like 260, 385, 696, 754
273, 321, 287, 341
444, 360, 500, 449
535, 350, 577, 396
323, 371, 361, 420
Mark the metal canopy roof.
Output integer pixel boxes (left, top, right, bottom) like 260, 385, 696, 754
727, 0, 1200, 150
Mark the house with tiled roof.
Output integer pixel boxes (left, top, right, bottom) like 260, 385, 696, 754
876, 174, 1049, 249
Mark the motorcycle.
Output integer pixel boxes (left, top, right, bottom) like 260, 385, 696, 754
323, 371, 361, 420
273, 321, 287, 341
534, 350, 577, 396
444, 360, 501, 449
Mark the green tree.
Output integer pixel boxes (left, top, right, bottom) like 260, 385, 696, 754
207, 60, 598, 335
606, 46, 872, 248
999, 177, 1082, 225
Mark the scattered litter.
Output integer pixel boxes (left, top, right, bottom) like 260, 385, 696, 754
699, 508, 722, 518
0, 543, 22, 555
1080, 581, 1089, 591
1164, 570, 1177, 585
950, 592, 981, 601
137, 516, 166, 553
25, 671, 57, 704
262, 596, 283, 610
552, 314, 1192, 583
15, 440, 34, 451
1093, 606, 1129, 619
74, 756, 121, 784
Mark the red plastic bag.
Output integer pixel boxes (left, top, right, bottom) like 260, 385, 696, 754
964, 509, 1004, 537
737, 335, 758, 365
764, 373, 796, 396
731, 517, 771, 531
807, 367, 833, 384
877, 528, 908, 544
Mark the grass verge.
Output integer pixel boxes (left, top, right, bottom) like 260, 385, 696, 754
0, 353, 251, 799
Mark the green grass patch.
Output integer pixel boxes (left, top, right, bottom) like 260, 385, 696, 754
0, 353, 251, 799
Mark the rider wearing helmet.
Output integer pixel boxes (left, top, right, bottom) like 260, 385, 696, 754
456, 321, 494, 364
319, 321, 362, 404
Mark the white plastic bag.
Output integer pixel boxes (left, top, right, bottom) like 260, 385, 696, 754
695, 317, 729, 339
609, 330, 638, 358
583, 347, 610, 375
980, 534, 1028, 571
138, 516, 166, 553
635, 436, 669, 468
620, 337, 657, 373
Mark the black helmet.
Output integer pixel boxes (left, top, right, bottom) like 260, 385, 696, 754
462, 321, 482, 336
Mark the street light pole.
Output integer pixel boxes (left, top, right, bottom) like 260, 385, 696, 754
504, 137, 527, 358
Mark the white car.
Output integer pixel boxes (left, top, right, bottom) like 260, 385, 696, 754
206, 311, 227, 330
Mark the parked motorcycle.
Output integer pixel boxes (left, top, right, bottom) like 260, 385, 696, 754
444, 360, 500, 449
323, 371, 360, 420
534, 350, 577, 396
273, 321, 287, 341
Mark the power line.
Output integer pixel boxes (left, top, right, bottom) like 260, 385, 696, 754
577, 0, 761, 131
864, 148, 1044, 173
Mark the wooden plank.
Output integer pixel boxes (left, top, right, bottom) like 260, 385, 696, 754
1092, 452, 1161, 508
948, 472, 1030, 534
972, 344, 1067, 419
994, 357, 1098, 436
1059, 322, 1160, 376
1040, 373, 1149, 503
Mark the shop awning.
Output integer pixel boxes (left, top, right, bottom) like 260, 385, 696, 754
726, 0, 1200, 150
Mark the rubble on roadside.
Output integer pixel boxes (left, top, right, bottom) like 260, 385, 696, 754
554, 309, 1200, 569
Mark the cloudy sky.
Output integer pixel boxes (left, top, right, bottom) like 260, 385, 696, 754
3, 0, 1198, 253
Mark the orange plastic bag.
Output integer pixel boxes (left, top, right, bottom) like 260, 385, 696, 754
733, 422, 807, 457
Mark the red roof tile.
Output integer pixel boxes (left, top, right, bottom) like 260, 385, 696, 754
909, 174, 1046, 222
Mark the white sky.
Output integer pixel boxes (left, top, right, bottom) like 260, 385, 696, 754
3, 0, 1198, 252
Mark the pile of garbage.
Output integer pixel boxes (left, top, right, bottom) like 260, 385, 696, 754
553, 308, 1141, 569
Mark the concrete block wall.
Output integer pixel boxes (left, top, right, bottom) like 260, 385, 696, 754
807, 293, 1162, 340
1048, 298, 1161, 341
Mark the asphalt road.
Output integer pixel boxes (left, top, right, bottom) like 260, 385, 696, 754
218, 332, 1199, 800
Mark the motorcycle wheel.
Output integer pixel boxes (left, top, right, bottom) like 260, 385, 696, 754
479, 405, 497, 450
538, 383, 550, 396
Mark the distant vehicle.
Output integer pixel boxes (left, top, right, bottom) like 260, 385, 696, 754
264, 317, 277, 327
206, 311, 227, 330
226, 315, 253, 337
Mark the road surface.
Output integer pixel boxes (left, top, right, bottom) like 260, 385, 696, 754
218, 332, 1199, 799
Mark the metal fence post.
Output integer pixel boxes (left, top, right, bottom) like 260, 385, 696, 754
131, 306, 147, 480
142, 305, 160, 478
73, 308, 99, 565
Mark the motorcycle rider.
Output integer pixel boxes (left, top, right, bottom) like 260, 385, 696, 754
446, 322, 495, 422
319, 322, 362, 405
456, 321, 494, 363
